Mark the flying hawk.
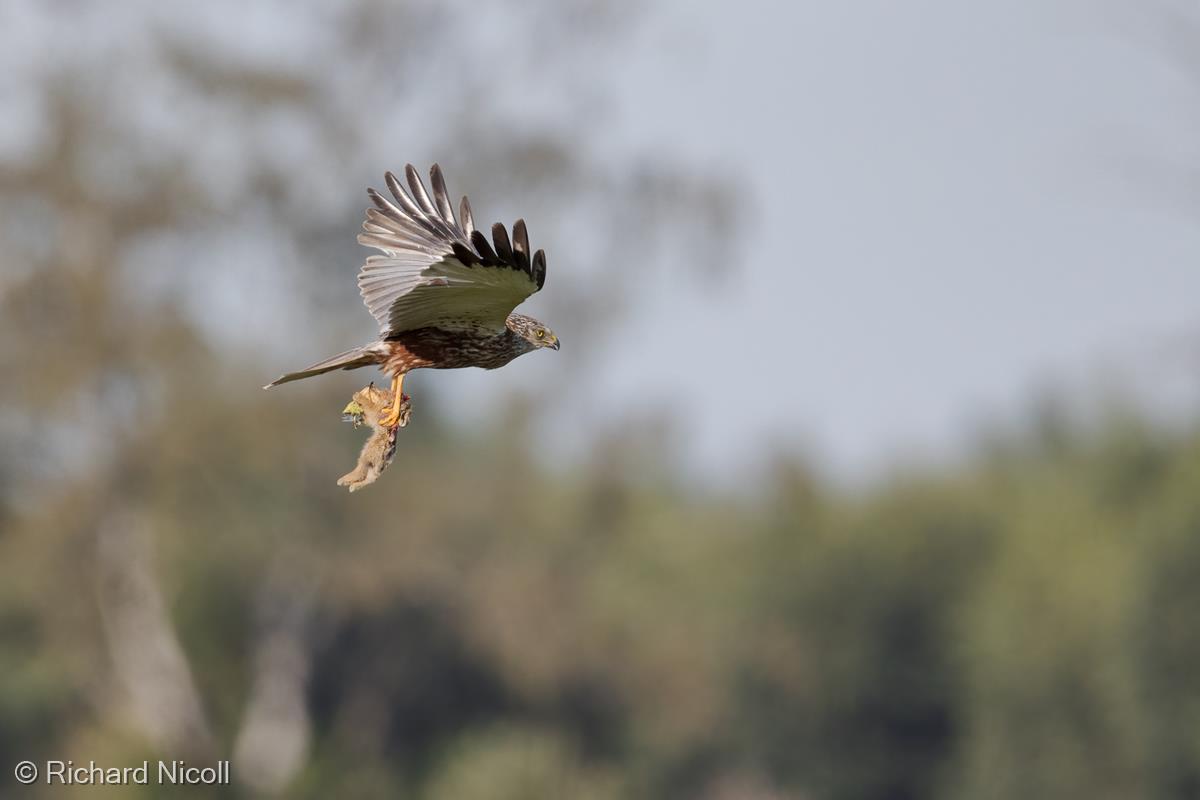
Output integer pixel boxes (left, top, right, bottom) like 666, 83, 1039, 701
265, 164, 559, 427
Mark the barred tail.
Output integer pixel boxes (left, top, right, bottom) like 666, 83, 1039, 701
263, 343, 386, 389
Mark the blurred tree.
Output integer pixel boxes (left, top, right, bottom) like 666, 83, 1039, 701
2, 3, 1200, 800
0, 0, 738, 796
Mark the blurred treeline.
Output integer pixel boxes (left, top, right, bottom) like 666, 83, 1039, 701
2, 1, 1199, 798
5, 354, 1200, 800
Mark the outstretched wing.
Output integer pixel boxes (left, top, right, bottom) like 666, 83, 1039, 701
356, 164, 547, 337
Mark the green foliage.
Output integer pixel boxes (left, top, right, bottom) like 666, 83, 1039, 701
1, 3, 1197, 795
424, 726, 621, 800
4, 356, 1199, 799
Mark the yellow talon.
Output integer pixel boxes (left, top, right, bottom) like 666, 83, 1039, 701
379, 374, 406, 428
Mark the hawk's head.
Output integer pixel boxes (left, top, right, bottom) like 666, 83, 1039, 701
507, 313, 560, 351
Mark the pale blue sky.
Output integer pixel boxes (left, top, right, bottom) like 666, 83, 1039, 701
568, 0, 1200, 478
3, 0, 1196, 483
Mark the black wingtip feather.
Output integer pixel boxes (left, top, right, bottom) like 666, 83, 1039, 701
491, 222, 514, 264
451, 241, 479, 266
511, 219, 531, 273
471, 229, 500, 265
532, 249, 546, 290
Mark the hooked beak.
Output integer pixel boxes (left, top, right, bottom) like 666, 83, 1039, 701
549, 335, 561, 351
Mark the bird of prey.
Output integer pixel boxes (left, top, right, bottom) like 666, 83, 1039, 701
265, 164, 559, 427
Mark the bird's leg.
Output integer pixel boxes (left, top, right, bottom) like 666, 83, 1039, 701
379, 373, 406, 428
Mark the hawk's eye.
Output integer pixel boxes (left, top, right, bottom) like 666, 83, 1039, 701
535, 330, 545, 339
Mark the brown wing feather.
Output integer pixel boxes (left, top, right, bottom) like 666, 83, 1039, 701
429, 164, 457, 226
355, 164, 548, 336
460, 196, 475, 237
